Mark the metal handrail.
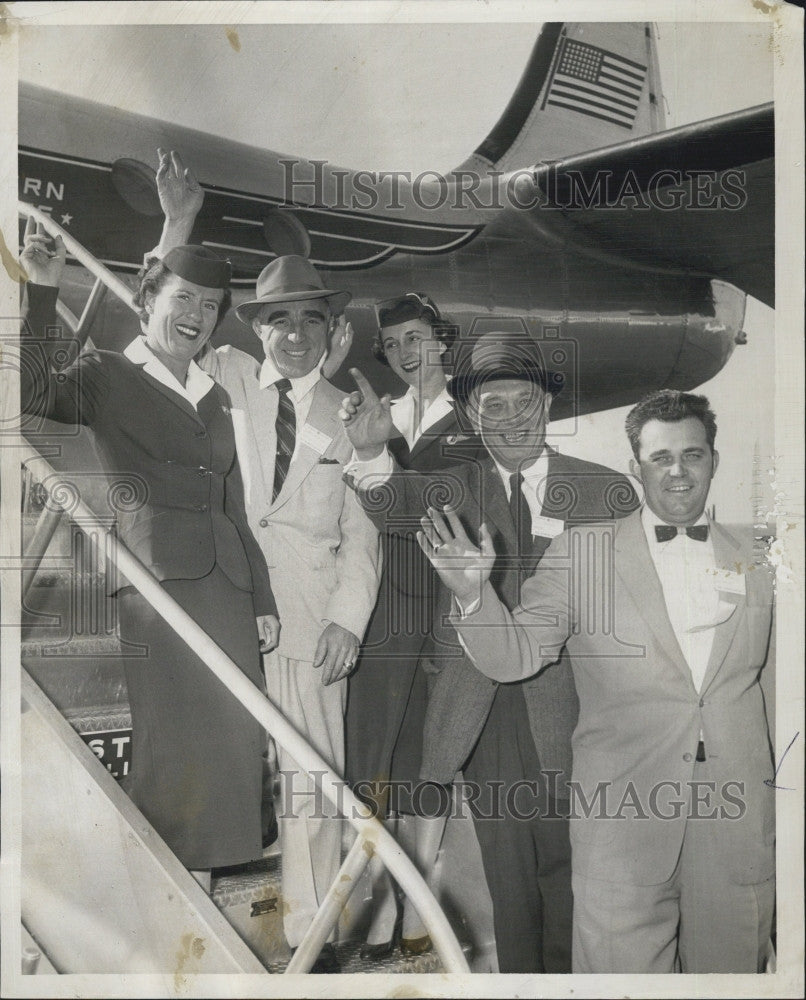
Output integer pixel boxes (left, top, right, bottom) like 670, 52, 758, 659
14, 211, 469, 972
18, 440, 468, 973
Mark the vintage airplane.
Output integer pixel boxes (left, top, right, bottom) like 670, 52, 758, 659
15, 21, 776, 975
19, 21, 773, 421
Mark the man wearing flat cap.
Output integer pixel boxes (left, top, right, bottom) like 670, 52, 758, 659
340, 330, 638, 973
152, 158, 381, 970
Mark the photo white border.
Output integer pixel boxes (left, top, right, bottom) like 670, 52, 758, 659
1, 2, 802, 998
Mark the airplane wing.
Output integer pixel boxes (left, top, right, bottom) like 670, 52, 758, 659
525, 103, 774, 307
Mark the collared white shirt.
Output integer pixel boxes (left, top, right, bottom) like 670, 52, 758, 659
124, 337, 215, 411
493, 450, 551, 527
390, 384, 454, 450
258, 356, 322, 463
641, 505, 722, 693
259, 356, 321, 422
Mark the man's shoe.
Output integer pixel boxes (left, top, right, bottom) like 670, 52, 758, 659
399, 933, 433, 957
310, 943, 341, 974
360, 912, 402, 960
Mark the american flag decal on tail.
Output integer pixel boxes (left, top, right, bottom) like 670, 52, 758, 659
543, 37, 647, 130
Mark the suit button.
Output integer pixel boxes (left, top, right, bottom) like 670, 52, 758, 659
194, 503, 208, 512
197, 467, 208, 477
699, 698, 705, 707
683, 753, 693, 763
259, 518, 269, 528
196, 430, 207, 438
491, 680, 498, 687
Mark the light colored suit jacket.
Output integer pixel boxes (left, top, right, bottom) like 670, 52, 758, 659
454, 510, 775, 887
203, 345, 381, 662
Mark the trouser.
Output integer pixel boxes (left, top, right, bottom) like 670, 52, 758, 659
464, 684, 573, 973
572, 763, 775, 973
264, 651, 346, 949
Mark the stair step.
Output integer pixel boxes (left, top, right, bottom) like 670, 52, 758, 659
210, 855, 445, 973
275, 940, 443, 975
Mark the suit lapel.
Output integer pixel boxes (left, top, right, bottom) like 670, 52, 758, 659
530, 447, 566, 562
700, 523, 745, 693
469, 458, 515, 550
613, 511, 692, 680
136, 367, 205, 427
388, 433, 410, 466
408, 409, 459, 463
270, 380, 340, 510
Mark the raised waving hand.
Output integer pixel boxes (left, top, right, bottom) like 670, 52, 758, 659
20, 216, 66, 287
417, 505, 496, 609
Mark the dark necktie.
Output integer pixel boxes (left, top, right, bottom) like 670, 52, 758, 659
654, 523, 709, 543
272, 378, 296, 502
509, 471, 533, 556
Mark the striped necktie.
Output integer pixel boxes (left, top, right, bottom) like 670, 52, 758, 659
273, 378, 296, 502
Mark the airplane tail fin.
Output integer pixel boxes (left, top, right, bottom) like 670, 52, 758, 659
457, 23, 665, 174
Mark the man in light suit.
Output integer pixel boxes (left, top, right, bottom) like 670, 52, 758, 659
418, 389, 775, 974
204, 260, 381, 968
152, 155, 381, 969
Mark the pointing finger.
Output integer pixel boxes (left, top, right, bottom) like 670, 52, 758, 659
170, 150, 184, 177
24, 215, 36, 241
348, 368, 379, 403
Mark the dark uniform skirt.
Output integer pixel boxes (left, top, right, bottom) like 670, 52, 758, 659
118, 565, 264, 870
345, 533, 432, 817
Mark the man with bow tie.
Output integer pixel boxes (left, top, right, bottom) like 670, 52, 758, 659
340, 330, 637, 973
418, 389, 775, 973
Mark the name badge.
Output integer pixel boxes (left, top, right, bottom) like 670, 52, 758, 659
714, 569, 747, 597
531, 515, 565, 539
299, 423, 333, 456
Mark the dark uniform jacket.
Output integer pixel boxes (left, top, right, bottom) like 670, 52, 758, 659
20, 283, 275, 616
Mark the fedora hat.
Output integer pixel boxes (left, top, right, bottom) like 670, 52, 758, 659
235, 255, 351, 324
448, 330, 564, 407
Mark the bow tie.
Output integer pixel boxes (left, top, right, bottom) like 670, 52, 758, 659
654, 524, 709, 543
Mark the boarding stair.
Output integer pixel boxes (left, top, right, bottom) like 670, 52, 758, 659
11, 205, 487, 977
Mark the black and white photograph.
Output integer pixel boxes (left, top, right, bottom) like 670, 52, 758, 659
0, 2, 803, 997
